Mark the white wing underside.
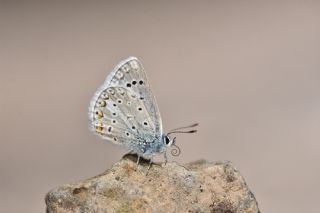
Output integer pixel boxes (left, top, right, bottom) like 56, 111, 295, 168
88, 57, 163, 151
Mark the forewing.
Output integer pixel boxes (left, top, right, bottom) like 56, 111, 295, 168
105, 57, 162, 135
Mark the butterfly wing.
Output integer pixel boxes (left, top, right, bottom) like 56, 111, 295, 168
89, 57, 163, 153
105, 57, 163, 135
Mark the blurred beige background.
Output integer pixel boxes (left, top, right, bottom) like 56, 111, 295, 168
1, 0, 320, 212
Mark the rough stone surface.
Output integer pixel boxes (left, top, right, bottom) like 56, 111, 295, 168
46, 154, 260, 213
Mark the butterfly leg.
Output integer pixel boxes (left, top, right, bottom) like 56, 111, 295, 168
163, 152, 168, 166
136, 155, 141, 165
146, 157, 153, 175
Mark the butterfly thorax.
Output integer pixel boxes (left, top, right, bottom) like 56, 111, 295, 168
132, 134, 167, 157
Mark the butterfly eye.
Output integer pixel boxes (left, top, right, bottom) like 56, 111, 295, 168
165, 136, 170, 145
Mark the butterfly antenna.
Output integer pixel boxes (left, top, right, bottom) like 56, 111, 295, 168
167, 123, 198, 136
169, 123, 198, 132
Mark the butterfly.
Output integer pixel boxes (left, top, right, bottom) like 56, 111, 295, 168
89, 57, 198, 170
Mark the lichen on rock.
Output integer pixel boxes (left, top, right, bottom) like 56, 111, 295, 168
46, 154, 260, 213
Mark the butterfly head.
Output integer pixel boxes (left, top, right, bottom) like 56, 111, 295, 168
164, 123, 199, 156
163, 135, 180, 156
164, 135, 176, 147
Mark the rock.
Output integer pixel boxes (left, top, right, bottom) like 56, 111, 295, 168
45, 154, 260, 213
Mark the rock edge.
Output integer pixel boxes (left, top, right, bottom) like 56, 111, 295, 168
46, 154, 260, 213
